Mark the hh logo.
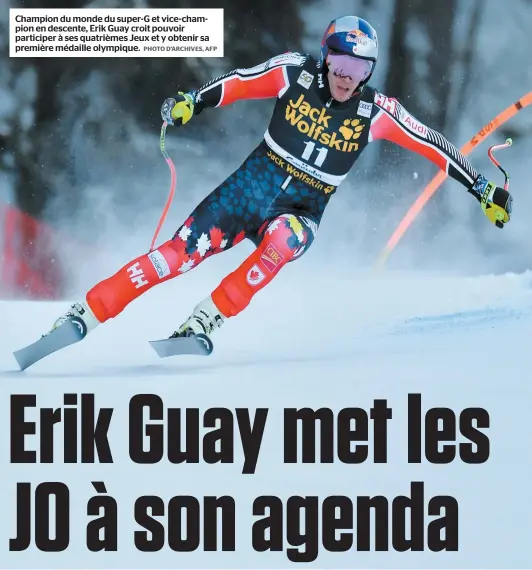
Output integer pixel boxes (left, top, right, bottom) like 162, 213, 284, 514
127, 262, 148, 289
285, 94, 364, 152
375, 93, 397, 114
247, 264, 265, 286
261, 244, 284, 273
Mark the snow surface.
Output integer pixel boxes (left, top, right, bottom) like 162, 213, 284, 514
1, 265, 532, 568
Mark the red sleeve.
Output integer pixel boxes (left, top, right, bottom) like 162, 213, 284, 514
217, 66, 287, 106
193, 53, 306, 110
369, 92, 479, 189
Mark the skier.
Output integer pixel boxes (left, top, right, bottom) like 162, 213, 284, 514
48, 15, 513, 352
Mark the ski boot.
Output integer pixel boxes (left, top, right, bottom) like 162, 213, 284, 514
47, 301, 100, 339
170, 296, 225, 354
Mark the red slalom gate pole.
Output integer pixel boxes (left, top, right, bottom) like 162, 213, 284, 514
375, 91, 532, 269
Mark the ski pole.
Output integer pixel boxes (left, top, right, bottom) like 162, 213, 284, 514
487, 138, 512, 191
149, 121, 177, 252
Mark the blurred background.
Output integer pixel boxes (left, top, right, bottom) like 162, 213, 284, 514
1, 0, 532, 300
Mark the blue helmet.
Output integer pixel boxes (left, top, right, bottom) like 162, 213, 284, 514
320, 16, 379, 82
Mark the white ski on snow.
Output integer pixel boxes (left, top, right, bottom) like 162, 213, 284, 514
13, 317, 87, 371
13, 318, 213, 371
149, 333, 213, 358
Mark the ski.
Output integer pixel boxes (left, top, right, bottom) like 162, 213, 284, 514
13, 318, 87, 371
149, 333, 213, 358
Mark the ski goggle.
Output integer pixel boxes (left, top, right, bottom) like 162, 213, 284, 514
326, 52, 372, 83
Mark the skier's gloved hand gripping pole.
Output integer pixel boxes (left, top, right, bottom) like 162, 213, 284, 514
480, 138, 513, 228
160, 92, 195, 126
374, 142, 514, 272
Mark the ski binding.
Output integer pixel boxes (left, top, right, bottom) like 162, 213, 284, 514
149, 333, 213, 358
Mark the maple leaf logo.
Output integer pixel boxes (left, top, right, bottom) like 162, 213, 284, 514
209, 227, 224, 249
267, 219, 282, 235
246, 264, 265, 286
178, 225, 192, 242
178, 259, 195, 273
196, 233, 211, 257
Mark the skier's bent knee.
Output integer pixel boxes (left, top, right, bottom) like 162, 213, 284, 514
211, 214, 314, 318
